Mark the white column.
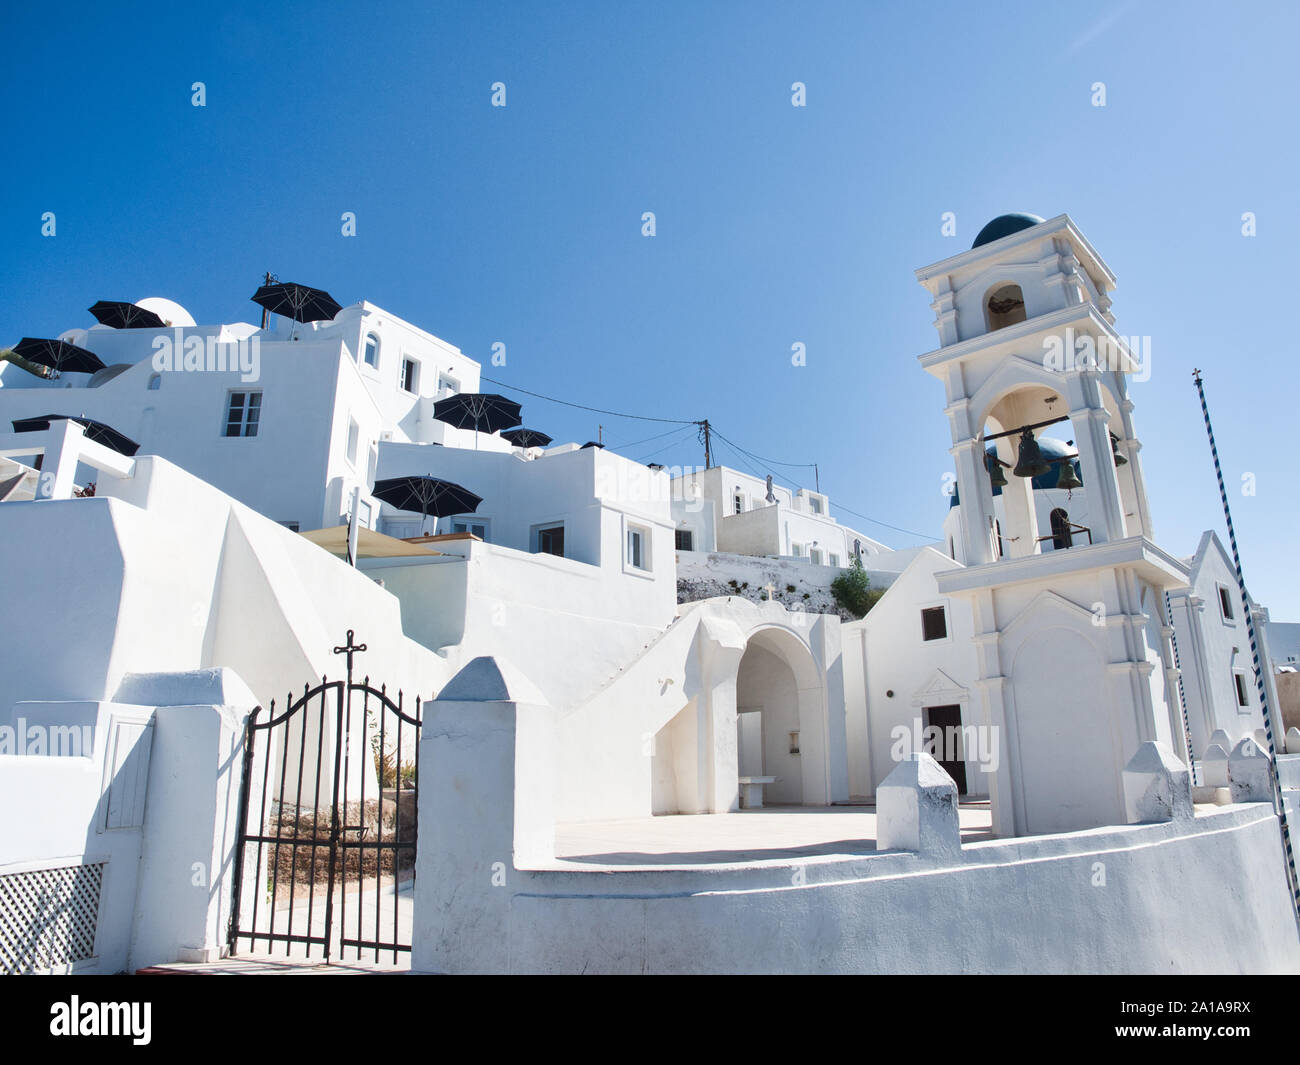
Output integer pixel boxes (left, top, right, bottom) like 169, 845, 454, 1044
1069, 406, 1127, 543
34, 419, 85, 500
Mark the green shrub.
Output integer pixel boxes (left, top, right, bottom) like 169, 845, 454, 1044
831, 558, 884, 618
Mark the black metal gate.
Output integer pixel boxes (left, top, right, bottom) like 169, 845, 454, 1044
228, 631, 422, 964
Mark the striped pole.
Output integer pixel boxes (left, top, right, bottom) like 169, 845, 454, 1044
1164, 590, 1197, 784
1193, 368, 1300, 921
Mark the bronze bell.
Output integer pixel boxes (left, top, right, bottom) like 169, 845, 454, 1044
987, 454, 1007, 488
1110, 431, 1128, 466
1056, 458, 1083, 492
1013, 429, 1051, 478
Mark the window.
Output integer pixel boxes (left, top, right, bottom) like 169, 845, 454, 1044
733, 492, 745, 515
829, 553, 840, 567
278, 520, 300, 532
147, 373, 161, 390
675, 528, 694, 551
363, 333, 379, 369
1219, 585, 1235, 620
345, 418, 360, 466
921, 606, 948, 642
791, 542, 804, 558
627, 526, 649, 570
401, 357, 419, 393
224, 391, 262, 437
810, 547, 824, 565
1234, 672, 1250, 707
452, 518, 488, 540
438, 373, 460, 395
535, 523, 565, 557
810, 496, 823, 515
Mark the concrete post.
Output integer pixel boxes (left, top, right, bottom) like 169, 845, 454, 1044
411, 657, 554, 975
876, 753, 962, 859
1122, 741, 1193, 823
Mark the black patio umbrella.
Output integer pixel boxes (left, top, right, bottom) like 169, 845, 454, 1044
371, 475, 482, 536
431, 392, 522, 449
250, 281, 342, 336
581, 441, 605, 449
13, 414, 140, 456
11, 337, 105, 376
87, 301, 166, 329
501, 427, 552, 449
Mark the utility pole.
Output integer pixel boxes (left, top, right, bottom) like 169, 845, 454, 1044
814, 463, 820, 494
699, 419, 712, 470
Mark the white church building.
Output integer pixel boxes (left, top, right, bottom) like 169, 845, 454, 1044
2, 212, 1299, 975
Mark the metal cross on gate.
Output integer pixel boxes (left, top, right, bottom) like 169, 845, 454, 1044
333, 629, 367, 680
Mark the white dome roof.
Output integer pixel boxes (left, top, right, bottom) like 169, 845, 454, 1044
134, 297, 195, 328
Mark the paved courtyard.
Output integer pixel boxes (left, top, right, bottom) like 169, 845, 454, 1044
554, 802, 996, 866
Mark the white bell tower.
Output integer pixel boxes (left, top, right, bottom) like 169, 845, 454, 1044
914, 213, 1190, 838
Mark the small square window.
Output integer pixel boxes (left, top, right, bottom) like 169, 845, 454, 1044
224, 391, 262, 437
810, 497, 823, 514
401, 357, 419, 393
921, 606, 948, 642
1219, 586, 1235, 620
535, 523, 565, 557
1234, 672, 1250, 707
452, 518, 488, 540
675, 528, 694, 551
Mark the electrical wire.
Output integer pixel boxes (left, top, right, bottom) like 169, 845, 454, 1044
480, 374, 697, 425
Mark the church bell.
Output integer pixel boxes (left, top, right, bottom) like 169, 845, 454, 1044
986, 454, 1007, 488
1013, 429, 1051, 478
1110, 431, 1128, 466
1056, 458, 1083, 492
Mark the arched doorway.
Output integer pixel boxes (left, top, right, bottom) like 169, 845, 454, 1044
734, 627, 826, 806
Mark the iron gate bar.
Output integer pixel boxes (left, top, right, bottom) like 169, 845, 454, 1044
228, 633, 420, 964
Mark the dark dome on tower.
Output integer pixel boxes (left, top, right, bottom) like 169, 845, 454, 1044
972, 213, 1045, 249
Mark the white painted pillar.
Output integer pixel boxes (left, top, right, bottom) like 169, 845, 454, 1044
34, 419, 84, 500
1068, 406, 1127, 543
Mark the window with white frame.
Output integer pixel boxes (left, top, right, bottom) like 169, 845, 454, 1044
401, 357, 419, 393
829, 553, 840, 567
1234, 671, 1250, 707
809, 496, 823, 514
534, 522, 565, 557
626, 524, 650, 571
452, 517, 488, 540
346, 418, 360, 466
224, 391, 262, 437
438, 372, 460, 396
921, 606, 948, 642
809, 547, 824, 565
1218, 585, 1235, 621
363, 333, 380, 369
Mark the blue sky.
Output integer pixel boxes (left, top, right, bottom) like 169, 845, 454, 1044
3, 1, 1298, 612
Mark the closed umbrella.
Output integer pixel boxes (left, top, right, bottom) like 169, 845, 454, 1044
431, 393, 522, 449
10, 337, 105, 376
87, 301, 166, 329
371, 475, 482, 536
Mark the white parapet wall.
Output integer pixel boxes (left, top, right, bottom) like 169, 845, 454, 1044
414, 665, 1300, 974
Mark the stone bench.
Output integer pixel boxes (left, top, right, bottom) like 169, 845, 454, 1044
738, 776, 777, 809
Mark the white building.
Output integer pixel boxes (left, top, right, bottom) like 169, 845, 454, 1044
3, 219, 1300, 974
